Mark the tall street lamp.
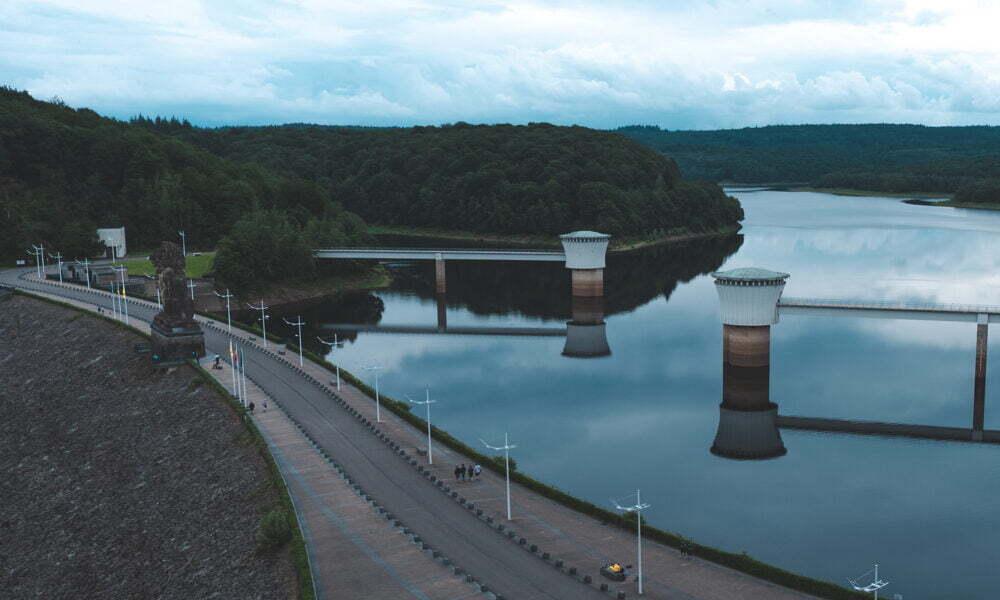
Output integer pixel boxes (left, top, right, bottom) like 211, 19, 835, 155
406, 389, 436, 464
112, 264, 129, 325
361, 362, 383, 422
178, 231, 187, 257
26, 245, 44, 279
283, 316, 306, 367
316, 334, 343, 389
75, 258, 91, 288
49, 251, 63, 283
187, 279, 198, 301
481, 433, 517, 520
214, 288, 234, 333
612, 489, 651, 595
248, 300, 269, 348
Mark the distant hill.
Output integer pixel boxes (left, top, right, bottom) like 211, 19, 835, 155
0, 88, 369, 262
136, 120, 744, 242
618, 124, 1000, 202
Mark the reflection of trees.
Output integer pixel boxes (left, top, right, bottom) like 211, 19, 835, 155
389, 234, 743, 320
240, 291, 386, 350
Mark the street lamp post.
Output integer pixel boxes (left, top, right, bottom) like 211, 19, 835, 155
611, 490, 651, 595
75, 258, 92, 288
27, 245, 44, 279
361, 362, 383, 422
406, 389, 436, 464
848, 563, 890, 600
178, 231, 187, 257
111, 264, 129, 325
316, 334, 343, 389
481, 433, 517, 520
187, 279, 198, 301
229, 339, 241, 402
283, 316, 306, 367
248, 300, 269, 348
214, 289, 234, 333
49, 252, 63, 283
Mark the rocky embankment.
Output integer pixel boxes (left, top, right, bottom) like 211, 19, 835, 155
0, 294, 296, 599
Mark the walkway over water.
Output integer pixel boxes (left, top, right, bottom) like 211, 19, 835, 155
314, 247, 566, 262
320, 323, 567, 336
778, 297, 1000, 322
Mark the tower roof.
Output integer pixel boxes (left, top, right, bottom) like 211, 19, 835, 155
560, 230, 610, 240
712, 267, 789, 282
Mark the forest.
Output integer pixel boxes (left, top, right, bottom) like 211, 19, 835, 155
0, 88, 376, 285
134, 119, 745, 240
618, 124, 1000, 203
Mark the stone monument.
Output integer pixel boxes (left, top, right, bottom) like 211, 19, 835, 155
149, 241, 205, 367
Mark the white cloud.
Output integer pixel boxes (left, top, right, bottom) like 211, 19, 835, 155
3, 0, 1000, 127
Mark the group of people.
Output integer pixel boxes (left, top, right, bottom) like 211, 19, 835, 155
453, 463, 481, 481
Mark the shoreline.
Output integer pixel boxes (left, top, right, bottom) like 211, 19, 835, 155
371, 224, 743, 253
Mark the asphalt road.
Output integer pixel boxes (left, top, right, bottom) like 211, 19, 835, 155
2, 269, 610, 600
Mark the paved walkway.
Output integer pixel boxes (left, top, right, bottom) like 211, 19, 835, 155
2, 269, 819, 600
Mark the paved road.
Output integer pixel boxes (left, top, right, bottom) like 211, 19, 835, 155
1, 268, 610, 600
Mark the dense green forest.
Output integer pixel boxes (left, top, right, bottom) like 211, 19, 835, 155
618, 124, 1000, 203
0, 88, 372, 284
133, 120, 744, 240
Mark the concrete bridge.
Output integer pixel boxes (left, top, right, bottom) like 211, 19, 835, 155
315, 231, 610, 297
710, 267, 996, 459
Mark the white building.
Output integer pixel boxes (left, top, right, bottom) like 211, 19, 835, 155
96, 227, 127, 259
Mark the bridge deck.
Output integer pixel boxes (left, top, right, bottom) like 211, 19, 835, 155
319, 324, 567, 337
779, 297, 1000, 322
314, 247, 566, 262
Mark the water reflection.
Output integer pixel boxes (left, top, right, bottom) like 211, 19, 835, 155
256, 192, 1000, 599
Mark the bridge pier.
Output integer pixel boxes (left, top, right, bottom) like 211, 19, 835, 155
710, 268, 790, 459
435, 254, 446, 295
560, 231, 610, 297
974, 314, 988, 432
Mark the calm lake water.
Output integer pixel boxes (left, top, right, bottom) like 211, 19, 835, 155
266, 190, 1000, 599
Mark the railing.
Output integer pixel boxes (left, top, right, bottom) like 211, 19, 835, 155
780, 297, 1000, 315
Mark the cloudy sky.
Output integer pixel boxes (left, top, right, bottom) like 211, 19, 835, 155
3, 0, 1000, 129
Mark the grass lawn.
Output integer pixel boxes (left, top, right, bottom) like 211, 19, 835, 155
125, 254, 215, 278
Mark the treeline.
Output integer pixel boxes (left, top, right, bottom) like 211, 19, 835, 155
134, 120, 744, 240
0, 88, 371, 268
617, 124, 1000, 200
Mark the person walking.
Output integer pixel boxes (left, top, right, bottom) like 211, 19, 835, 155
459, 463, 467, 481
454, 464, 461, 481
473, 463, 482, 478
248, 401, 255, 414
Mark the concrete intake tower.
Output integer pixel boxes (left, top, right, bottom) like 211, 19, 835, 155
711, 268, 789, 459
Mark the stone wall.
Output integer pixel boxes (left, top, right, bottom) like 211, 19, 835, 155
0, 295, 296, 599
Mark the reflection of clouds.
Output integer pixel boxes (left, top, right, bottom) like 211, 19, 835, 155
314, 191, 1000, 599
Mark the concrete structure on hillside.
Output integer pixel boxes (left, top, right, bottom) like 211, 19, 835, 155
96, 227, 127, 258
711, 268, 789, 459
559, 231, 610, 297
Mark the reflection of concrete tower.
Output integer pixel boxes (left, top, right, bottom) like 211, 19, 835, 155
560, 231, 611, 297
562, 296, 611, 358
710, 268, 789, 459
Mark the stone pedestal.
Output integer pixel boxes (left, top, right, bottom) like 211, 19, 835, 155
150, 322, 206, 367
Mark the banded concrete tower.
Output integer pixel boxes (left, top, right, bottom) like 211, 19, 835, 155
560, 231, 610, 297
710, 267, 789, 459
562, 296, 611, 358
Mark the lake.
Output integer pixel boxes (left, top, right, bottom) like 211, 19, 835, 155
264, 190, 1000, 599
